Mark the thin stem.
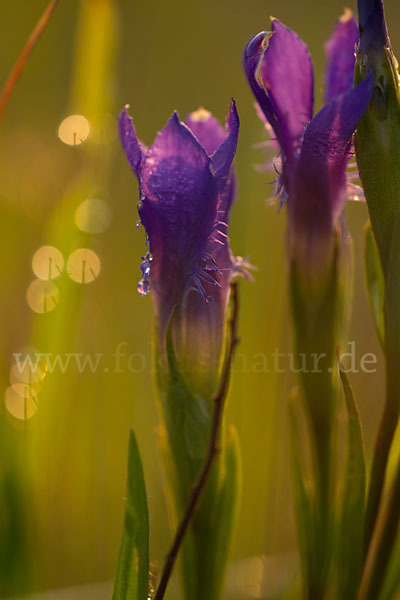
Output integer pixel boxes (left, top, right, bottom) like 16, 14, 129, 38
0, 0, 60, 122
153, 282, 240, 600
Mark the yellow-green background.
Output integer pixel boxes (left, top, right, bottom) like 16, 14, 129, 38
0, 0, 398, 596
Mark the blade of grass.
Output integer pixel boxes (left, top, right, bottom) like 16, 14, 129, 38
113, 430, 149, 600
336, 352, 366, 599
0, 0, 60, 122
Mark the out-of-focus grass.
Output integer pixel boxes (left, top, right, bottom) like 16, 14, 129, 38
0, 0, 398, 596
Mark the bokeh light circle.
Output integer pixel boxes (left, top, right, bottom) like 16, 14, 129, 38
10, 361, 45, 386
58, 115, 90, 145
4, 384, 38, 420
32, 245, 64, 280
26, 280, 59, 313
66, 248, 101, 283
75, 198, 112, 234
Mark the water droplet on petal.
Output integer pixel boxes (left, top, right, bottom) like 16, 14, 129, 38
137, 251, 152, 296
137, 279, 150, 296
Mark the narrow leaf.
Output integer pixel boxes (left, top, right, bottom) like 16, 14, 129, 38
336, 358, 366, 599
197, 425, 241, 600
378, 534, 400, 600
288, 391, 315, 589
113, 430, 149, 600
365, 221, 385, 348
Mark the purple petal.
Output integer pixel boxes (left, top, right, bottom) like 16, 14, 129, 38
139, 112, 219, 328
292, 73, 374, 238
256, 19, 314, 162
358, 0, 390, 54
184, 108, 226, 156
324, 10, 359, 104
118, 105, 144, 178
211, 99, 240, 187
185, 101, 238, 209
243, 32, 281, 140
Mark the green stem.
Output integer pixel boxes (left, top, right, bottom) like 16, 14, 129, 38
307, 398, 335, 599
154, 283, 240, 600
364, 360, 400, 560
361, 447, 400, 599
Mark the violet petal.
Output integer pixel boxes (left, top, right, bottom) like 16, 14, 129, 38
324, 10, 359, 104
139, 112, 219, 324
243, 32, 281, 139
184, 108, 226, 156
118, 106, 144, 178
211, 99, 240, 188
258, 19, 314, 161
293, 73, 374, 233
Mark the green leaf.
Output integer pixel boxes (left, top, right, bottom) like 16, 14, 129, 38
355, 46, 400, 278
113, 430, 149, 600
336, 364, 366, 599
196, 426, 241, 600
385, 212, 400, 359
364, 221, 385, 348
288, 392, 316, 592
379, 534, 400, 600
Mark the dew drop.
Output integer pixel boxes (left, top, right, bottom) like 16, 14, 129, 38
137, 280, 150, 296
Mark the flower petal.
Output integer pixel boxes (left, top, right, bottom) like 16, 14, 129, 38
243, 32, 282, 138
211, 99, 240, 187
253, 19, 314, 161
118, 105, 144, 178
293, 73, 374, 235
139, 112, 219, 326
324, 10, 359, 104
184, 108, 226, 156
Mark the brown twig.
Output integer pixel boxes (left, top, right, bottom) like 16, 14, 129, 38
0, 0, 60, 122
154, 281, 240, 600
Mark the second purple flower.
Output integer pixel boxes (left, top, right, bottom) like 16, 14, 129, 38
119, 101, 240, 394
243, 11, 373, 282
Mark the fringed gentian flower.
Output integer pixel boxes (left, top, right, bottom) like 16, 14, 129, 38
244, 14, 374, 597
119, 102, 242, 600
243, 11, 373, 283
119, 101, 239, 394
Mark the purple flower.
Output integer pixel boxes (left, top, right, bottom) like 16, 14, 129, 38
243, 11, 373, 277
119, 102, 239, 392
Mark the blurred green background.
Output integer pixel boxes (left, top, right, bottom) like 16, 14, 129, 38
0, 0, 399, 597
